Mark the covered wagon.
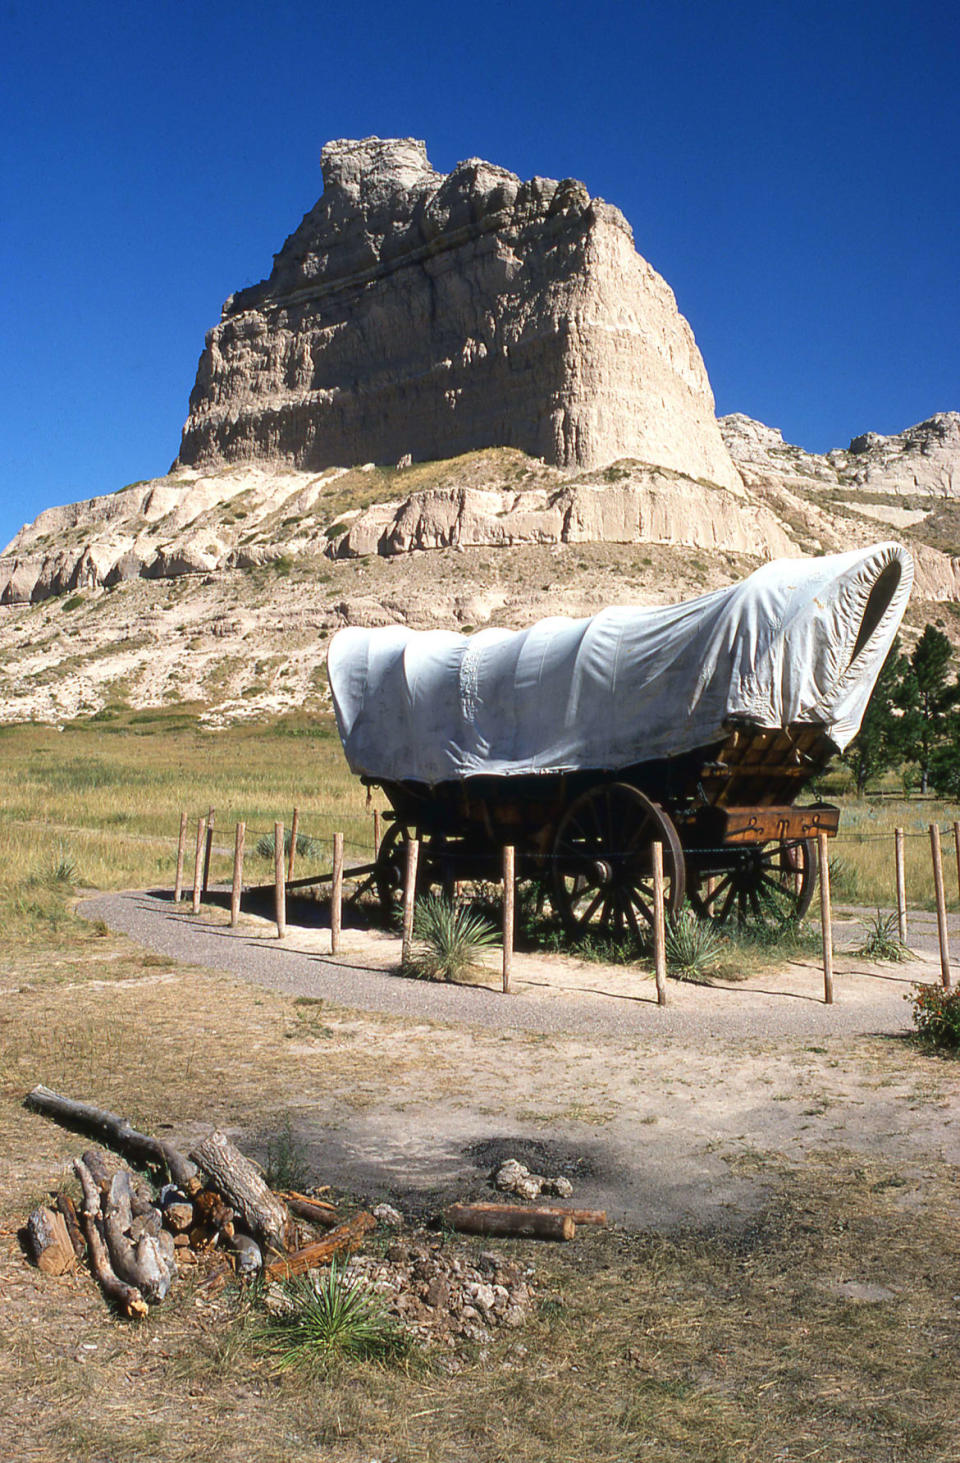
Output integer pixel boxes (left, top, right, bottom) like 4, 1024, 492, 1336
328, 541, 912, 937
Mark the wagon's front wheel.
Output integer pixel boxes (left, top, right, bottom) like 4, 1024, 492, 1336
551, 783, 685, 945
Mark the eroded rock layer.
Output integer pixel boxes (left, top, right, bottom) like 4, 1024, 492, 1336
176, 137, 743, 492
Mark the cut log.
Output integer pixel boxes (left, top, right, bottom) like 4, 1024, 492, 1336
280, 1193, 340, 1230
163, 1202, 194, 1234
190, 1130, 291, 1252
73, 1159, 148, 1319
55, 1193, 86, 1261
527, 1205, 607, 1226
130, 1209, 163, 1242
226, 1232, 263, 1275
102, 1171, 170, 1304
81, 1147, 113, 1193
443, 1203, 576, 1240
263, 1212, 376, 1282
193, 1189, 236, 1233
156, 1228, 178, 1284
27, 1205, 77, 1275
26, 1086, 200, 1192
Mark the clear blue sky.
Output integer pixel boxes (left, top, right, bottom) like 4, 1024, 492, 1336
2, 0, 957, 549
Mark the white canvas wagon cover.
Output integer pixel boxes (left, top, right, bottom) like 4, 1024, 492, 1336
328, 541, 912, 786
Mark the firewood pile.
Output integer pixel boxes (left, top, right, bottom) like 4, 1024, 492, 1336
22, 1085, 372, 1319
23, 1087, 607, 1334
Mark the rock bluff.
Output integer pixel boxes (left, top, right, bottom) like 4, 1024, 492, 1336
176, 136, 742, 492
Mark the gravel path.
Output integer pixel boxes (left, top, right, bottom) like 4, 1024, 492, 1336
79, 889, 931, 1042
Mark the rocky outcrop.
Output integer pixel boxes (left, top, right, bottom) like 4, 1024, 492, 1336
721, 411, 960, 497
0, 464, 338, 605
329, 462, 794, 561
175, 136, 743, 493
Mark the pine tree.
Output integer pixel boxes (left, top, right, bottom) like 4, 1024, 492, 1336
843, 638, 907, 794
898, 626, 958, 793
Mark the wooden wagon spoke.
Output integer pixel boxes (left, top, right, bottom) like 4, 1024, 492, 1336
624, 898, 644, 944
628, 890, 655, 927
716, 882, 738, 924
578, 889, 605, 924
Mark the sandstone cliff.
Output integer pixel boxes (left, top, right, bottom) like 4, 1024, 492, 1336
175, 137, 743, 493
721, 411, 960, 498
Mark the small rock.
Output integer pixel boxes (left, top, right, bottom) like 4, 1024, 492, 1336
425, 1277, 448, 1309
467, 1282, 496, 1313
495, 1159, 527, 1191
373, 1203, 403, 1227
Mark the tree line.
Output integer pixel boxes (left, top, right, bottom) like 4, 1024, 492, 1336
844, 624, 960, 796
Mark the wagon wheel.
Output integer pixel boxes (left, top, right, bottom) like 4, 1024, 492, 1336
689, 838, 816, 927
374, 823, 448, 920
551, 783, 685, 944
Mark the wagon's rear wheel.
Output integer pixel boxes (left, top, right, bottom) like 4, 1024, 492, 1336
689, 838, 816, 926
551, 783, 685, 944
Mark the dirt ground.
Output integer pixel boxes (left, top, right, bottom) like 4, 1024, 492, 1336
74, 890, 960, 1234
3, 895, 960, 1463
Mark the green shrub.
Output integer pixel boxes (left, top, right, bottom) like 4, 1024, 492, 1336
254, 1261, 407, 1368
828, 855, 860, 901
404, 894, 499, 982
256, 829, 326, 861
854, 910, 909, 962
262, 1115, 312, 1192
664, 906, 725, 980
909, 982, 960, 1050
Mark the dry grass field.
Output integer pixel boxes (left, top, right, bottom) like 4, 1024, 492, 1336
1, 713, 959, 1462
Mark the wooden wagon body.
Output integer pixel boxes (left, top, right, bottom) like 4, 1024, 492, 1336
367, 720, 840, 934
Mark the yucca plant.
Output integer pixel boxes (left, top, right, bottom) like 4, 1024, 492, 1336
254, 1261, 406, 1368
664, 905, 725, 981
44, 842, 79, 883
855, 909, 910, 962
403, 893, 499, 982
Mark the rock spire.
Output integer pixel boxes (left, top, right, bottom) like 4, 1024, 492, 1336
175, 137, 742, 491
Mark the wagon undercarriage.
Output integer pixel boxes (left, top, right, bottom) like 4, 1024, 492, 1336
366, 723, 841, 941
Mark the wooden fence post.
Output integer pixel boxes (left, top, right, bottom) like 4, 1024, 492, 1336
274, 821, 286, 939
954, 821, 960, 904
502, 845, 515, 994
288, 807, 300, 882
652, 841, 668, 1006
930, 823, 951, 989
174, 811, 187, 903
191, 816, 206, 915
201, 807, 215, 899
373, 809, 382, 858
895, 827, 907, 947
331, 832, 344, 954
229, 821, 245, 927
401, 837, 419, 966
818, 831, 834, 1004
